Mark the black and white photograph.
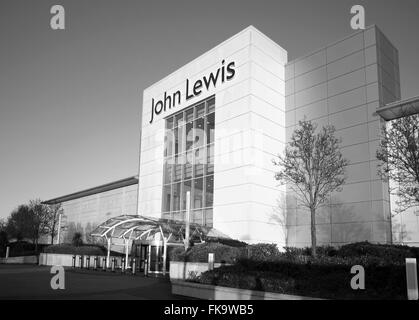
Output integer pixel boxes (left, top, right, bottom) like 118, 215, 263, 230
1, 0, 419, 309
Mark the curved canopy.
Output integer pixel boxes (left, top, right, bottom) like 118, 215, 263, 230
90, 215, 230, 244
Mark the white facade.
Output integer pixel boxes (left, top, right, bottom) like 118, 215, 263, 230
138, 26, 289, 246
285, 25, 399, 247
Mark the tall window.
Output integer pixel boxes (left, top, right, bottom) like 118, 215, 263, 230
162, 96, 215, 226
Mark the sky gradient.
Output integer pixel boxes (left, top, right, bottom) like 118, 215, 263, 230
1, 0, 419, 219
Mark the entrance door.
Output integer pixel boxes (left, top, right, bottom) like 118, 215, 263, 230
149, 245, 164, 273
138, 244, 148, 272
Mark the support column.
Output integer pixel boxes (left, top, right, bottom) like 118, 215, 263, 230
106, 237, 111, 268
185, 191, 190, 251
125, 239, 129, 270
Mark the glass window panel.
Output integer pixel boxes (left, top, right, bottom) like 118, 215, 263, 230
162, 212, 171, 220
163, 157, 173, 184
193, 178, 203, 209
174, 112, 184, 127
172, 183, 181, 212
204, 209, 213, 227
173, 211, 185, 222
174, 154, 183, 182
185, 121, 194, 151
206, 113, 215, 145
194, 117, 205, 148
207, 97, 215, 113
181, 179, 192, 211
184, 150, 193, 180
166, 117, 174, 130
175, 126, 184, 154
164, 130, 174, 157
194, 148, 205, 177
185, 108, 194, 122
205, 175, 214, 208
162, 185, 172, 213
192, 209, 203, 225
196, 103, 205, 118
174, 127, 179, 155
206, 145, 214, 174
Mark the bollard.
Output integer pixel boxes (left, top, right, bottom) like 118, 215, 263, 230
72, 255, 76, 268
79, 255, 83, 268
208, 253, 214, 271
144, 259, 148, 277
94, 256, 98, 270
406, 258, 418, 300
132, 258, 136, 275
5, 246, 10, 259
102, 257, 107, 271
85, 256, 90, 269
111, 257, 116, 272
121, 257, 125, 273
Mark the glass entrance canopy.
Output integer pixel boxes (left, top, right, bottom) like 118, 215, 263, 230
90, 214, 230, 244
90, 215, 231, 275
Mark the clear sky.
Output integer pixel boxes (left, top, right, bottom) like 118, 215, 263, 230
1, 0, 418, 220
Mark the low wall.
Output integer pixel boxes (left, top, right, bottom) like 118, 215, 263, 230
39, 253, 123, 267
169, 261, 229, 280
172, 280, 322, 300
0, 256, 38, 264
39, 253, 75, 266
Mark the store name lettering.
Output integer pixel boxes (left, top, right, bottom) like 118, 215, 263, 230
149, 60, 235, 123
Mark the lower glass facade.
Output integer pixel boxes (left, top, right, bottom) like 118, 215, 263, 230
161, 96, 215, 226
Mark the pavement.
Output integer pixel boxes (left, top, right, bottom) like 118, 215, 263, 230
0, 264, 189, 300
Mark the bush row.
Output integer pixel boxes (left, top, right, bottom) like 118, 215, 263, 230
197, 262, 407, 300
43, 244, 107, 256
5, 241, 48, 257
171, 241, 419, 266
170, 242, 282, 264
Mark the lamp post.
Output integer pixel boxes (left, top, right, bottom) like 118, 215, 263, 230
56, 210, 62, 245
185, 191, 191, 251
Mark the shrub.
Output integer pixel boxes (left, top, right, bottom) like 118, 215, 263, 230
245, 243, 281, 261
196, 260, 406, 300
43, 244, 106, 256
206, 238, 248, 248
7, 241, 47, 257
72, 232, 83, 247
337, 241, 417, 263
0, 231, 8, 257
170, 243, 244, 264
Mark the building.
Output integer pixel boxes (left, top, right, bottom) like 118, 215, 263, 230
44, 25, 419, 256
44, 176, 138, 244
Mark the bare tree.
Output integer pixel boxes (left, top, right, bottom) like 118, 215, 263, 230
28, 199, 49, 251
44, 203, 62, 244
273, 120, 348, 257
0, 218, 6, 232
6, 204, 33, 241
377, 114, 419, 214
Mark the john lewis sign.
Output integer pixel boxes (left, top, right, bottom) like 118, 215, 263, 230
149, 60, 235, 123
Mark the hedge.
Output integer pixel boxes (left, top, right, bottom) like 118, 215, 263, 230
170, 243, 283, 263
197, 261, 407, 300
6, 241, 47, 257
43, 244, 107, 256
336, 242, 419, 262
178, 242, 417, 299
170, 243, 244, 264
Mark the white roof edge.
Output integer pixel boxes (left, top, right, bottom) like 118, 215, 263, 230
287, 25, 377, 65
381, 95, 419, 110
376, 96, 419, 120
143, 25, 287, 93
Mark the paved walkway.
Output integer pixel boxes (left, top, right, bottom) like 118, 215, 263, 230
0, 264, 188, 300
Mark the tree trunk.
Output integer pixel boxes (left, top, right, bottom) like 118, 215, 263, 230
310, 207, 317, 257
